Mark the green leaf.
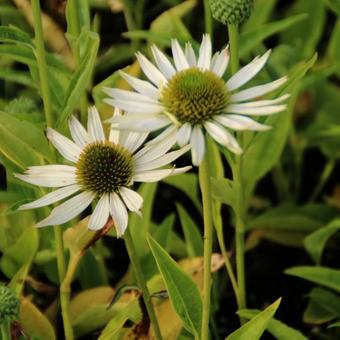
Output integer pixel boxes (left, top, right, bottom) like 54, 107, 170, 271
0, 25, 33, 47
308, 288, 340, 319
211, 177, 236, 211
238, 308, 307, 340
329, 321, 340, 328
147, 235, 202, 338
57, 30, 99, 127
0, 68, 35, 87
239, 14, 308, 57
226, 298, 281, 340
66, 0, 90, 38
322, 0, 340, 15
285, 266, 340, 293
176, 203, 203, 257
153, 214, 175, 252
304, 218, 340, 264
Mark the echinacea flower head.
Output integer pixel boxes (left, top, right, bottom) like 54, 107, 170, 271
105, 34, 289, 166
15, 107, 191, 236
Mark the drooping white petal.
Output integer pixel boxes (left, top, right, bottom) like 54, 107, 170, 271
197, 34, 212, 70
47, 128, 82, 163
185, 42, 197, 67
15, 173, 77, 187
135, 144, 191, 172
204, 121, 242, 154
119, 71, 159, 99
110, 114, 171, 132
229, 94, 290, 107
134, 127, 177, 162
145, 125, 177, 146
120, 187, 143, 213
226, 104, 287, 116
177, 123, 192, 147
19, 184, 80, 210
88, 194, 110, 231
119, 131, 149, 153
103, 87, 160, 104
226, 50, 271, 91
109, 108, 121, 143
36, 191, 95, 227
88, 106, 105, 142
68, 115, 90, 148
133, 166, 192, 182
230, 77, 288, 102
151, 45, 176, 79
190, 125, 205, 166
214, 115, 271, 131
25, 165, 76, 174
103, 98, 163, 115
211, 47, 229, 77
171, 39, 189, 71
110, 192, 128, 237
136, 52, 167, 87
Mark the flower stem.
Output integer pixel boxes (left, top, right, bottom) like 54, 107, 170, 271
203, 0, 213, 36
124, 228, 163, 340
1, 322, 11, 340
32, 0, 54, 127
199, 153, 214, 340
227, 24, 239, 74
32, 2, 73, 338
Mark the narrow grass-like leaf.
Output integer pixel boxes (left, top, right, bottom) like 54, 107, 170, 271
226, 298, 281, 340
0, 26, 33, 47
147, 235, 202, 338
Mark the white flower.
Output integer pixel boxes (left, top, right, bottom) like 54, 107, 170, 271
104, 34, 289, 166
15, 107, 191, 236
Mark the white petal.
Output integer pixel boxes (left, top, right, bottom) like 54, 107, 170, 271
110, 192, 128, 237
215, 115, 271, 131
197, 34, 212, 70
177, 123, 192, 147
230, 94, 290, 107
145, 125, 177, 146
190, 126, 205, 166
171, 39, 189, 71
204, 121, 242, 154
211, 47, 229, 77
185, 42, 197, 67
151, 45, 176, 79
119, 131, 149, 153
230, 77, 288, 102
134, 127, 177, 162
120, 187, 143, 213
88, 106, 105, 142
133, 166, 192, 182
68, 115, 90, 148
109, 108, 122, 143
36, 191, 95, 227
88, 194, 110, 231
19, 184, 80, 210
227, 50, 271, 91
136, 52, 167, 87
47, 128, 82, 163
103, 87, 159, 104
110, 114, 171, 132
119, 71, 159, 99
25, 165, 76, 174
104, 98, 163, 115
135, 144, 191, 172
226, 104, 287, 116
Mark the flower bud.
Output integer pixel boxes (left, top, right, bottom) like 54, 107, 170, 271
210, 0, 253, 25
0, 286, 20, 325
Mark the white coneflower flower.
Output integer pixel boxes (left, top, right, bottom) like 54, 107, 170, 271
104, 34, 289, 166
15, 107, 191, 236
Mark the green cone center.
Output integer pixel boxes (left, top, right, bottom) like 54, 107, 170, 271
76, 142, 134, 195
161, 67, 229, 125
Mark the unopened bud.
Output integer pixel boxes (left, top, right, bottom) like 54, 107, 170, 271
210, 0, 253, 25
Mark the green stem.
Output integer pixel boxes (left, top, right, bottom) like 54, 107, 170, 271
199, 154, 214, 340
309, 159, 335, 202
32, 0, 54, 126
32, 2, 73, 338
227, 24, 239, 74
124, 228, 163, 340
1, 322, 11, 340
203, 0, 213, 36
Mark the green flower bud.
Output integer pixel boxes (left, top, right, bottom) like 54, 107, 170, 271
0, 286, 20, 325
210, 0, 253, 25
